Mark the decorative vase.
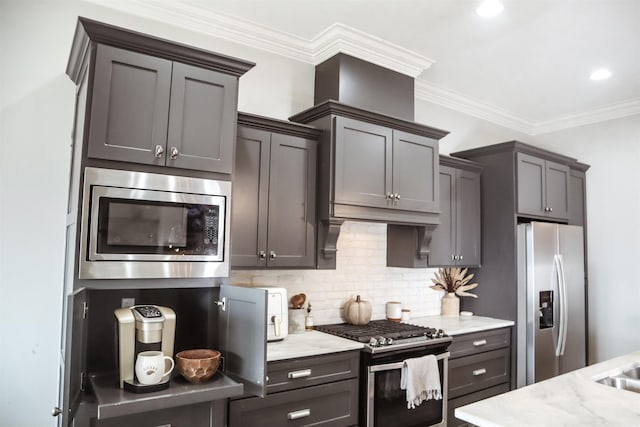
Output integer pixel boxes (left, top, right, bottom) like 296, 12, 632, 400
441, 292, 460, 316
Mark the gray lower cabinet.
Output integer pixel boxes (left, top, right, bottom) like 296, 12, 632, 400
447, 328, 511, 427
88, 43, 244, 174
517, 152, 570, 220
232, 114, 319, 268
229, 351, 360, 426
429, 157, 482, 267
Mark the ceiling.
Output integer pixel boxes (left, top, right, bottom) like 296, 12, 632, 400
90, 0, 640, 135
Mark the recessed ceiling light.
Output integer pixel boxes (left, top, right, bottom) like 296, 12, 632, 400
590, 68, 612, 81
476, 0, 504, 17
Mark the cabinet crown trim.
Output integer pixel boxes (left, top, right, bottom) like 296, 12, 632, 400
238, 112, 322, 140
67, 17, 255, 84
452, 140, 589, 169
289, 100, 450, 140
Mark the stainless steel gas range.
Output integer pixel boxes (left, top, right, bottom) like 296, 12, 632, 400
315, 320, 452, 427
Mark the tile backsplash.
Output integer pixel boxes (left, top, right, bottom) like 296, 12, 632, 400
230, 221, 444, 325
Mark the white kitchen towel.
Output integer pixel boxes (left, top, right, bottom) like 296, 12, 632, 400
400, 354, 442, 409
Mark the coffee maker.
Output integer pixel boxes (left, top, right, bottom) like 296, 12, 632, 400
114, 305, 176, 392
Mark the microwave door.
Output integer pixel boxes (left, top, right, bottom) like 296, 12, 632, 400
89, 186, 225, 262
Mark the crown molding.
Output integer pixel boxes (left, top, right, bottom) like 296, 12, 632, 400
530, 99, 640, 135
415, 80, 534, 134
87, 0, 433, 77
416, 79, 640, 135
309, 23, 434, 77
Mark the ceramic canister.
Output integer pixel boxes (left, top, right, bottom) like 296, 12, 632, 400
385, 301, 402, 322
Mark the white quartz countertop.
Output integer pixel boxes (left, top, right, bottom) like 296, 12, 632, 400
267, 315, 512, 361
410, 315, 514, 335
455, 350, 640, 426
267, 330, 364, 361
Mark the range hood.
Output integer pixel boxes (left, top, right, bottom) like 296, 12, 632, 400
290, 54, 449, 269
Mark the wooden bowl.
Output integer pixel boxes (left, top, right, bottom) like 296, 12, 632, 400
175, 349, 220, 384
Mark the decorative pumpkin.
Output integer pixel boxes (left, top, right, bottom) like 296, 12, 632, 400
344, 295, 372, 325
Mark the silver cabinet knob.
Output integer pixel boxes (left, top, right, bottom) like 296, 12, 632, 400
258, 251, 266, 260
269, 251, 277, 260
154, 145, 164, 158
549, 207, 553, 212
386, 192, 394, 201
51, 407, 62, 417
459, 255, 464, 260
394, 194, 401, 201
170, 146, 179, 160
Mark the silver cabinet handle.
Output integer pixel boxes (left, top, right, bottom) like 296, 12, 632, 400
473, 339, 487, 347
170, 146, 179, 160
258, 251, 266, 260
287, 409, 311, 420
386, 192, 394, 200
473, 368, 487, 376
288, 369, 312, 379
451, 254, 456, 261
154, 145, 164, 158
394, 193, 401, 201
269, 251, 277, 260
51, 407, 62, 417
459, 255, 464, 260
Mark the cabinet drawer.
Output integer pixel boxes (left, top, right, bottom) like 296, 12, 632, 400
266, 351, 359, 394
448, 328, 510, 359
229, 378, 358, 427
448, 348, 510, 399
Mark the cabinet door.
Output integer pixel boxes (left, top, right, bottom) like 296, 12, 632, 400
456, 169, 481, 266
266, 134, 317, 267
545, 160, 570, 219
231, 127, 271, 267
428, 166, 456, 266
334, 116, 392, 208
88, 44, 171, 165
516, 153, 546, 217
219, 285, 268, 398
167, 62, 238, 173
392, 130, 439, 212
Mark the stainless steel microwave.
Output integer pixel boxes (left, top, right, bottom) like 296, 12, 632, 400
79, 167, 231, 279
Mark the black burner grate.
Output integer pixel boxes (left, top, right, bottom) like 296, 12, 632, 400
315, 319, 437, 343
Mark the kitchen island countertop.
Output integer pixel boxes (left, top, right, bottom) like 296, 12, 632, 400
455, 350, 640, 426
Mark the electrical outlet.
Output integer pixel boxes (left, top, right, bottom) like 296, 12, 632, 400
121, 298, 135, 308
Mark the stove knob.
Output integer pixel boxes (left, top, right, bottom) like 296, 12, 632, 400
378, 337, 387, 346
386, 337, 394, 346
437, 329, 445, 338
369, 337, 379, 347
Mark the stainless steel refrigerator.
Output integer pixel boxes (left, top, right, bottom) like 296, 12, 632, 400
516, 222, 586, 387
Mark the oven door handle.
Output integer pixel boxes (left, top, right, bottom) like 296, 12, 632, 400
368, 351, 450, 373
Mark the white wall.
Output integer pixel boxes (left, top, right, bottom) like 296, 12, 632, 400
2, 2, 639, 426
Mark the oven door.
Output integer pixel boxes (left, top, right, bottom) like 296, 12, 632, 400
367, 351, 449, 427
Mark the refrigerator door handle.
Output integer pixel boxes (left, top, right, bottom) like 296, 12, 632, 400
554, 254, 569, 356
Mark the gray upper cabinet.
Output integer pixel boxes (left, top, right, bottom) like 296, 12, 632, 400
334, 116, 438, 213
290, 101, 448, 269
88, 44, 239, 174
517, 152, 570, 220
231, 114, 319, 268
428, 158, 482, 267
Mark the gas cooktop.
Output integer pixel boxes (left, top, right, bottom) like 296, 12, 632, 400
315, 319, 451, 353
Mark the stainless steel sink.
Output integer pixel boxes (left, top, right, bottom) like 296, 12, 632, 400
595, 362, 640, 393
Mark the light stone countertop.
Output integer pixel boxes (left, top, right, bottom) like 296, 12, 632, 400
409, 315, 514, 335
455, 350, 640, 426
267, 330, 364, 361
266, 315, 512, 361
